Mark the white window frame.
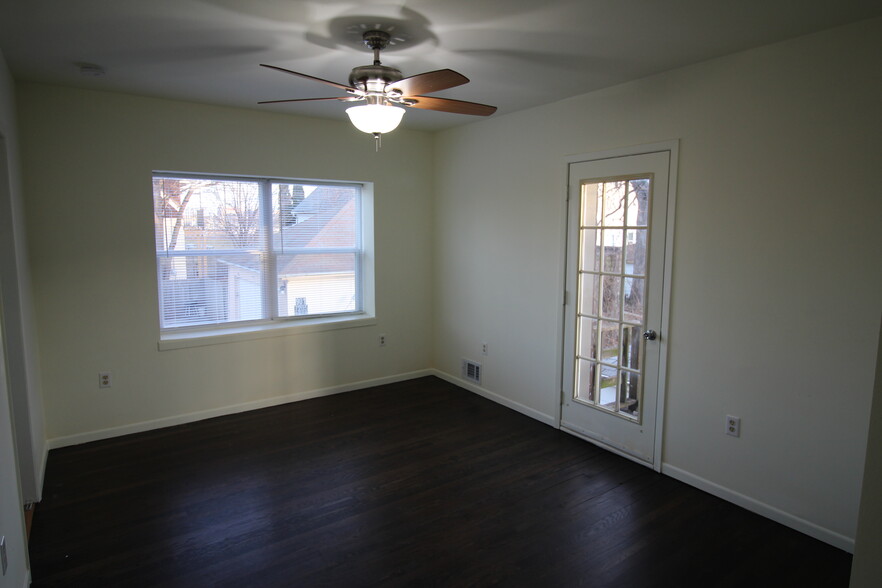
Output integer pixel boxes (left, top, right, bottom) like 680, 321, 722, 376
153, 171, 375, 350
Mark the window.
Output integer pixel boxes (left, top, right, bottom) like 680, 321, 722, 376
153, 173, 370, 333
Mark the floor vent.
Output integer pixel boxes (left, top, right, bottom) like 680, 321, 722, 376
462, 359, 482, 385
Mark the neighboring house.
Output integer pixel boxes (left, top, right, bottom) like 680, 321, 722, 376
275, 187, 358, 317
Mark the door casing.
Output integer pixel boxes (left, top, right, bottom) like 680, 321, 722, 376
557, 141, 679, 472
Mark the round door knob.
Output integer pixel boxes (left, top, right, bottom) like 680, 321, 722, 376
643, 330, 658, 341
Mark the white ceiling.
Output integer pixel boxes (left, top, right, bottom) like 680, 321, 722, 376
1, 0, 879, 130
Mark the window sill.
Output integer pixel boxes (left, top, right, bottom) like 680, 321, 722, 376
158, 314, 377, 351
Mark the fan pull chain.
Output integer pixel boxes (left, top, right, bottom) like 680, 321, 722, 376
373, 132, 382, 151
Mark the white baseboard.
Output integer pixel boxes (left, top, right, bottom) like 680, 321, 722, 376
430, 369, 558, 427
662, 464, 854, 553
46, 369, 433, 450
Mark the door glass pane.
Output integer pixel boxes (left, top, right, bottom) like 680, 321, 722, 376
576, 359, 596, 403
579, 317, 598, 359
628, 179, 649, 227
581, 183, 602, 227
599, 365, 618, 409
601, 275, 621, 319
625, 229, 647, 276
621, 325, 641, 371
579, 273, 601, 316
602, 229, 623, 273
599, 321, 619, 366
619, 371, 640, 417
623, 278, 644, 324
580, 229, 601, 272
603, 181, 627, 226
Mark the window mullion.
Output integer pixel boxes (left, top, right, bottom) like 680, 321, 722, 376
355, 186, 363, 313
262, 179, 278, 320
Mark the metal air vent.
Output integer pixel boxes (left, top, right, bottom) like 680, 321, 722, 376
462, 359, 482, 385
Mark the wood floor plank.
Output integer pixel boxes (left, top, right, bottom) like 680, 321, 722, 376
28, 377, 852, 587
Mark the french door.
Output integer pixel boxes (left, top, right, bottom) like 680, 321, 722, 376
561, 145, 675, 468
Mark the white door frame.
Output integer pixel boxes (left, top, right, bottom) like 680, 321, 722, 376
557, 140, 678, 472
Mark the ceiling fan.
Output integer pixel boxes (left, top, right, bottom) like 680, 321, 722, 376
259, 29, 497, 147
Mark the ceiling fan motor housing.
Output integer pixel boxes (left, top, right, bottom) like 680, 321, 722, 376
362, 30, 392, 51
349, 65, 403, 93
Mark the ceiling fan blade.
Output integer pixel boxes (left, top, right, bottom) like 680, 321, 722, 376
258, 96, 360, 105
403, 96, 497, 116
260, 64, 355, 92
386, 69, 469, 96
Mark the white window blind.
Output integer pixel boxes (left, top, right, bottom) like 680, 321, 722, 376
153, 173, 363, 330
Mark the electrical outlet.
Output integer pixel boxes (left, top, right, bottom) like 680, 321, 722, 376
726, 415, 741, 437
99, 371, 112, 388
378, 334, 386, 347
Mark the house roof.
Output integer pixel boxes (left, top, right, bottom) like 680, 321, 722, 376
275, 186, 356, 250
201, 185, 358, 277
277, 186, 357, 277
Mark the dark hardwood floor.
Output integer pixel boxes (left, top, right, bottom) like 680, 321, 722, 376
29, 376, 852, 587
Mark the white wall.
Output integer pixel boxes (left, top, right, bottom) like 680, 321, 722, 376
433, 18, 882, 550
0, 47, 32, 588
16, 83, 435, 443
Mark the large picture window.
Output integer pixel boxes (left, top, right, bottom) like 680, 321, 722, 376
153, 173, 367, 331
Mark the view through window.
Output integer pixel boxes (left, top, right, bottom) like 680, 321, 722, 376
575, 178, 650, 419
153, 173, 365, 330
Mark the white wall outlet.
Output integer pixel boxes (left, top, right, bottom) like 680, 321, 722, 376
99, 371, 112, 388
726, 415, 741, 437
481, 342, 488, 355
378, 334, 386, 347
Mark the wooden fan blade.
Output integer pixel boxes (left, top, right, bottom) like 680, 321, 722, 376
258, 96, 360, 105
403, 96, 497, 116
386, 69, 469, 96
260, 64, 355, 92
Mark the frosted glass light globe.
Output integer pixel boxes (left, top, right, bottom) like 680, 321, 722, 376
346, 104, 406, 134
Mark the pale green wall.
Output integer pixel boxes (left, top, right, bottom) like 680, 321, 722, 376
0, 47, 32, 588
16, 84, 435, 442
0, 46, 46, 505
433, 18, 882, 548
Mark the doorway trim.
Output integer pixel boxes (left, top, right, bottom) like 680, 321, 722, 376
559, 140, 679, 472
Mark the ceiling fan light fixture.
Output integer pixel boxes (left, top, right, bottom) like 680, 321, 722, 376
260, 28, 495, 146
345, 103, 406, 134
